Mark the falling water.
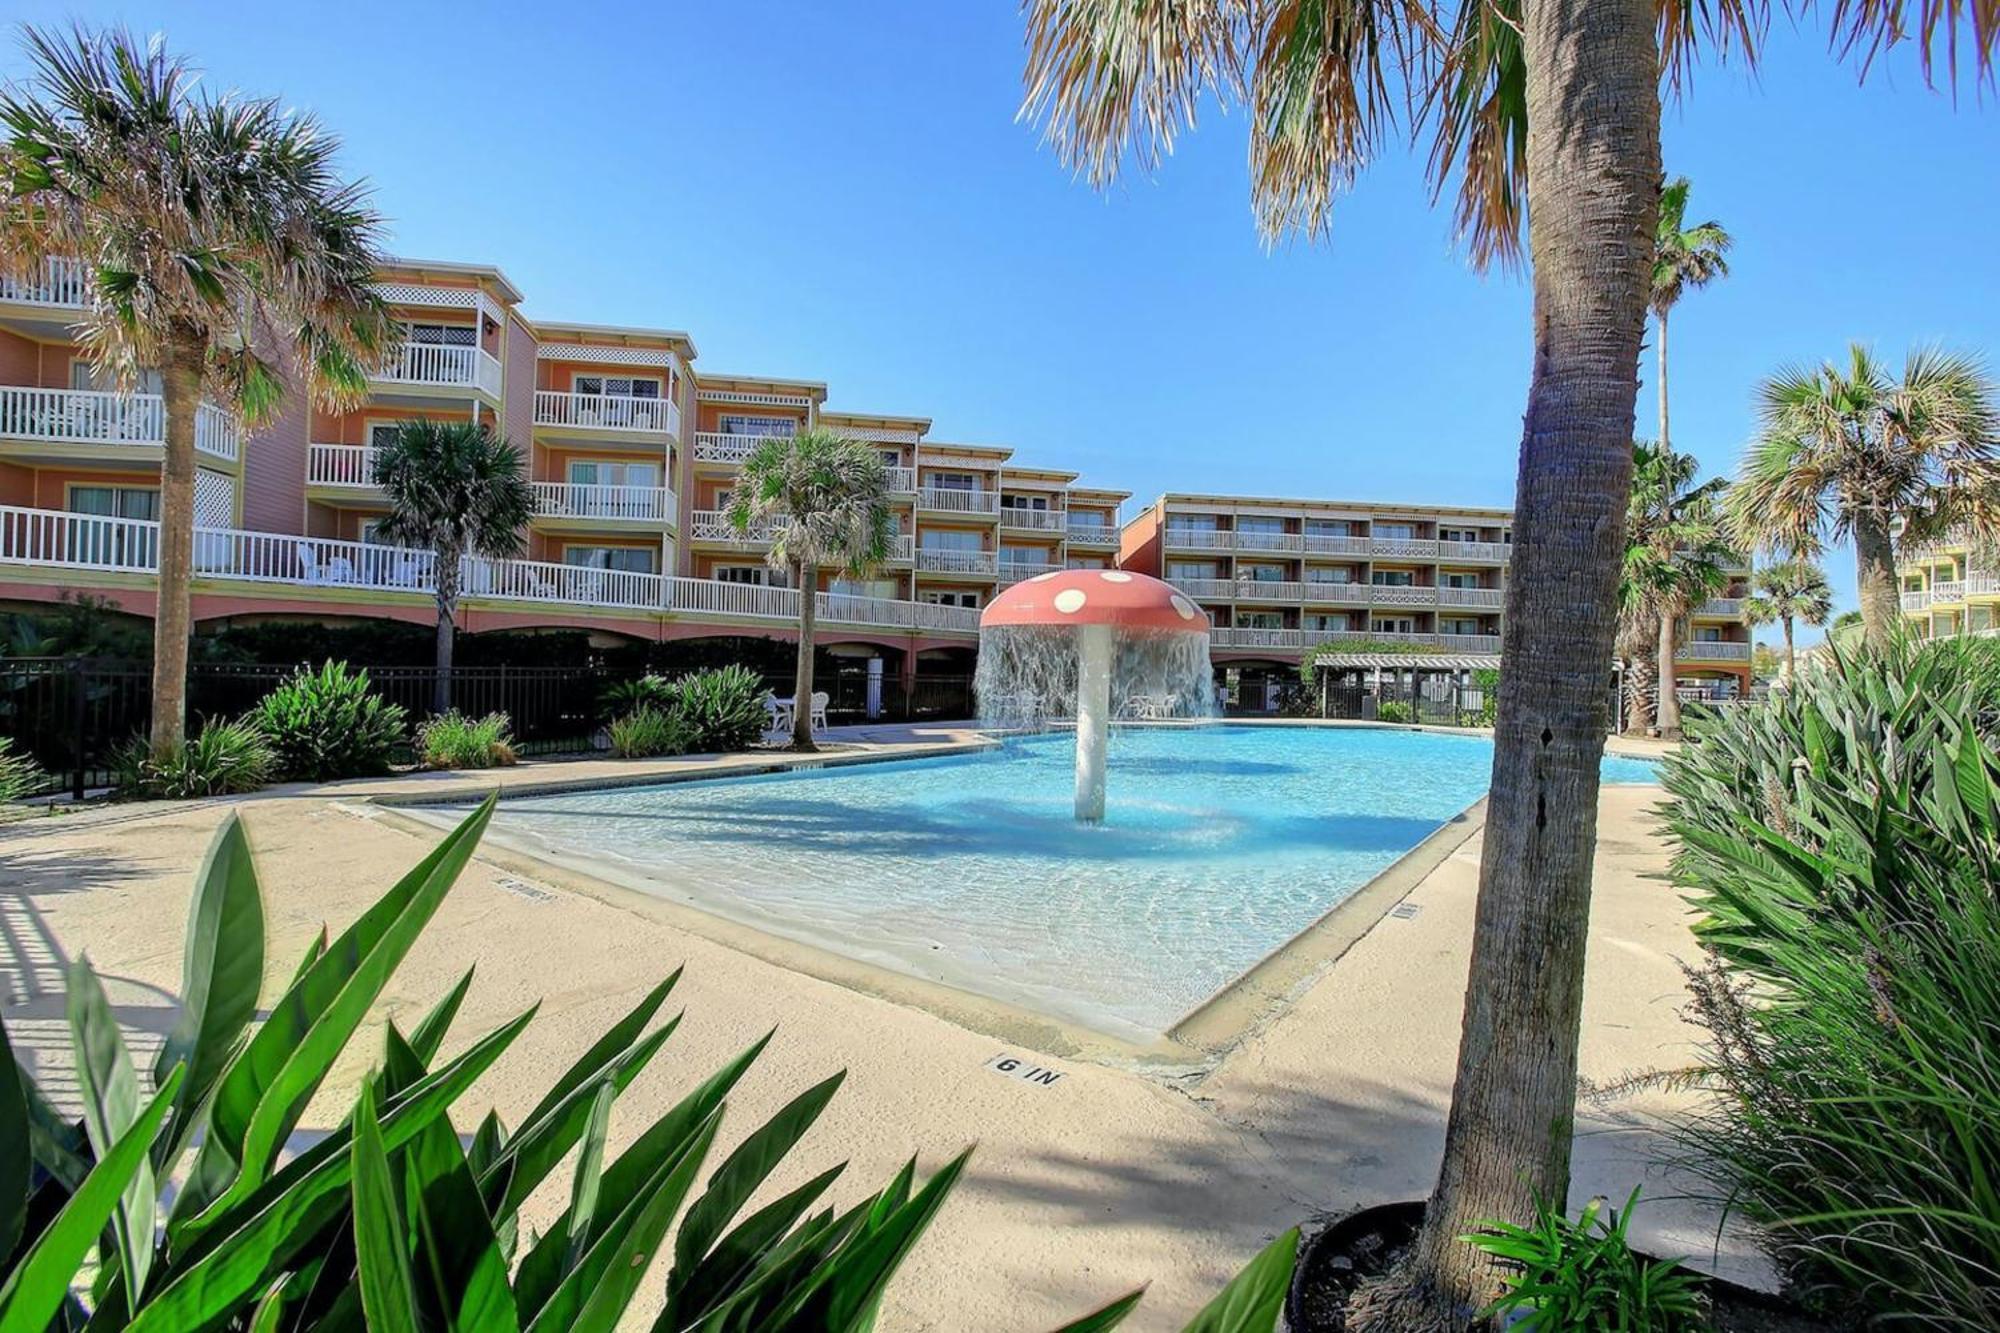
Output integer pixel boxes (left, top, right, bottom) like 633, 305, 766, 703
974, 624, 1216, 730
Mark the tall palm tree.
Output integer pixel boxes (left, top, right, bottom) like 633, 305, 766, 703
1731, 344, 2000, 651
372, 421, 534, 715
1745, 557, 1832, 683
726, 428, 894, 751
0, 25, 392, 757
1650, 176, 1731, 459
1619, 444, 1730, 737
1019, 2, 1995, 1317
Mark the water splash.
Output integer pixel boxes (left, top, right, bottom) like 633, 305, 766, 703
974, 624, 1216, 729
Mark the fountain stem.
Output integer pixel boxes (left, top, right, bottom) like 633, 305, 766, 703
1075, 622, 1113, 821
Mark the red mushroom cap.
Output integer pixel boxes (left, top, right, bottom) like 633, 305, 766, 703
980, 569, 1210, 633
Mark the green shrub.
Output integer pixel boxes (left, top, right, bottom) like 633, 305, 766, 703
0, 798, 1299, 1333
1463, 1189, 1706, 1331
1375, 700, 1413, 724
0, 735, 41, 802
115, 719, 275, 798
609, 703, 697, 759
602, 671, 672, 719
662, 664, 770, 753
248, 660, 409, 781
1660, 637, 2000, 1322
414, 710, 518, 769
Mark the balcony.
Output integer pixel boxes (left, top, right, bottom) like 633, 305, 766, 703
373, 342, 503, 397
532, 482, 676, 524
999, 507, 1065, 534
1299, 582, 1372, 605
307, 443, 381, 490
1902, 589, 1933, 613
1164, 526, 1233, 551
997, 559, 1058, 587
918, 487, 1001, 516
1309, 629, 1503, 655
1676, 641, 1752, 663
1370, 584, 1440, 608
1234, 530, 1302, 554
1927, 580, 1966, 605
1233, 579, 1309, 602
1302, 534, 1371, 556
917, 547, 997, 576
1438, 539, 1510, 563
692, 432, 782, 466
1371, 536, 1440, 559
1066, 521, 1118, 547
0, 387, 239, 461
886, 534, 916, 563
0, 503, 983, 636
885, 466, 917, 494
0, 258, 88, 308
1694, 597, 1745, 618
1437, 586, 1505, 609
534, 390, 680, 438
689, 509, 772, 548
1211, 627, 1303, 650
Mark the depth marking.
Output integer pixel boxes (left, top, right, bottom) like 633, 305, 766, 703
985, 1053, 1063, 1087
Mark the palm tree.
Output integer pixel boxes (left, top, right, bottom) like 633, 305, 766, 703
1745, 558, 1833, 684
372, 421, 535, 715
0, 25, 392, 757
1650, 176, 1731, 459
1619, 444, 1731, 737
726, 428, 894, 751
1731, 344, 2000, 651
1019, 2, 1994, 1317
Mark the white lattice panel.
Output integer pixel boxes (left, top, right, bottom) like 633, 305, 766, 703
194, 468, 235, 526
696, 390, 814, 408
537, 342, 677, 368
831, 426, 921, 443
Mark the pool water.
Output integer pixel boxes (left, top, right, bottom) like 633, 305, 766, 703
462, 726, 1657, 1040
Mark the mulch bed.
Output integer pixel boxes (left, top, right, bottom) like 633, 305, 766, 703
1286, 1202, 1839, 1332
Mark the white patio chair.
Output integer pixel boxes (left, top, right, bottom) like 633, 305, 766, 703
763, 694, 795, 744
809, 691, 830, 733
295, 540, 321, 584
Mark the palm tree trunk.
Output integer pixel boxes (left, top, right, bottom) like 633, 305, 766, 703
1364, 0, 1662, 1322
1655, 607, 1683, 739
148, 341, 205, 758
1656, 308, 1670, 454
1853, 510, 1900, 651
1782, 615, 1796, 683
433, 547, 460, 716
1621, 623, 1657, 735
792, 560, 818, 751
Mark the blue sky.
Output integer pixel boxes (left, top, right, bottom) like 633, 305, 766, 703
6, 3, 1997, 637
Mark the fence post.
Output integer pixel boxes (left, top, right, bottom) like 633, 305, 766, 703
69, 657, 87, 802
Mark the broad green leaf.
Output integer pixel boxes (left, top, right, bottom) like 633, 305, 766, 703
0, 1064, 181, 1333
351, 1086, 421, 1333
663, 1162, 846, 1330
468, 1111, 506, 1176
407, 966, 476, 1068
776, 1147, 972, 1330
672, 1070, 845, 1288
127, 1007, 531, 1333
156, 812, 266, 1167
517, 969, 681, 1133
246, 1274, 292, 1333
1180, 1228, 1297, 1333
400, 1097, 519, 1333
566, 1082, 617, 1274
1046, 1286, 1146, 1332
66, 958, 154, 1305
0, 1022, 28, 1270
289, 927, 329, 989
177, 796, 497, 1230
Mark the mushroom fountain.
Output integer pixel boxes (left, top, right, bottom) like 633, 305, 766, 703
976, 569, 1213, 822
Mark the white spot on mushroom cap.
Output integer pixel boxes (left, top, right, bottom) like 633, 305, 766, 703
1170, 595, 1197, 621
1100, 571, 1133, 583
1053, 588, 1088, 614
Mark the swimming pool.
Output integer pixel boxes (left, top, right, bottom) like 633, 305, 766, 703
455, 726, 1657, 1041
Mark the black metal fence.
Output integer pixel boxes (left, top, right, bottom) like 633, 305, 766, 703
1, 657, 977, 799
1312, 675, 1491, 726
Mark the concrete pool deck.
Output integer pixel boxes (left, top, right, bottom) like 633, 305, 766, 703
0, 725, 1748, 1329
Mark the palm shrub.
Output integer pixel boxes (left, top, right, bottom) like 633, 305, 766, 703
1462, 1189, 1706, 1331
0, 798, 1299, 1332
1659, 637, 2000, 1321
602, 672, 672, 719
114, 718, 274, 798
249, 660, 409, 781
663, 664, 772, 753
0, 735, 41, 802
414, 710, 518, 770
1375, 700, 1413, 724
609, 704, 696, 759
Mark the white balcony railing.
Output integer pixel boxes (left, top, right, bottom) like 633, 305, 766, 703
1310, 629, 1503, 654
917, 547, 997, 575
885, 467, 917, 494
307, 443, 381, 488
374, 342, 504, 397
1371, 584, 1440, 607
1438, 540, 1511, 563
0, 258, 89, 308
1302, 534, 1372, 556
1299, 581, 1372, 605
0, 387, 238, 460
887, 534, 916, 563
1901, 589, 1933, 612
997, 560, 1057, 586
689, 509, 773, 547
1234, 580, 1309, 602
1437, 586, 1505, 609
1066, 521, 1118, 546
1164, 527, 1233, 551
533, 482, 675, 523
1928, 581, 1966, 604
0, 503, 983, 636
999, 507, 1065, 533
1234, 530, 1302, 553
1211, 627, 1303, 650
918, 487, 1001, 515
534, 390, 680, 437
1371, 537, 1440, 559
1677, 641, 1753, 663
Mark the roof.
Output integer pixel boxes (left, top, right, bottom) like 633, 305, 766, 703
820, 409, 933, 432
1311, 652, 1502, 671
1155, 491, 1513, 521
533, 321, 697, 359
380, 256, 525, 304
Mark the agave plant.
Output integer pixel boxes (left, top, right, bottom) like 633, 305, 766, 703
0, 799, 1298, 1332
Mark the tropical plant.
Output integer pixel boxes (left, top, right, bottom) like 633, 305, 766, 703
0, 798, 1300, 1333
1649, 176, 1731, 460
1462, 1189, 1706, 1331
1619, 443, 1733, 739
114, 717, 274, 798
663, 663, 773, 753
0, 735, 42, 803
1017, 2, 1995, 1318
248, 660, 409, 781
371, 420, 537, 714
414, 710, 518, 770
1659, 637, 2000, 1322
0, 25, 394, 758
1730, 344, 2000, 650
1743, 558, 1832, 684
608, 704, 697, 759
603, 672, 673, 720
1375, 700, 1414, 724
725, 429, 894, 750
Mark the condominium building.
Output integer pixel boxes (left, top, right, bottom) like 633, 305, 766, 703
1898, 533, 2000, 638
0, 256, 1124, 687
1121, 492, 1755, 695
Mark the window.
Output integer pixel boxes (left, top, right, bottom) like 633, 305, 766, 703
564, 546, 657, 574
1168, 561, 1219, 581
1239, 563, 1287, 582
830, 577, 898, 600
406, 321, 475, 346
920, 528, 983, 552
360, 518, 390, 545
1304, 613, 1352, 631
1694, 626, 1724, 643
1305, 567, 1353, 584
70, 485, 160, 520
1440, 572, 1481, 588
1439, 527, 1480, 543
1068, 511, 1107, 529
1304, 519, 1351, 537
367, 422, 403, 450
920, 589, 980, 608
878, 449, 902, 468
1238, 612, 1283, 629
719, 414, 794, 437
927, 471, 979, 493
1000, 493, 1049, 511
71, 361, 164, 395
1068, 556, 1108, 570
1372, 617, 1415, 634
1377, 522, 1417, 540
573, 375, 660, 399
1237, 516, 1284, 534
1371, 570, 1415, 587
1441, 619, 1483, 636
1166, 513, 1220, 530
1000, 545, 1052, 567
714, 565, 772, 586
568, 460, 657, 488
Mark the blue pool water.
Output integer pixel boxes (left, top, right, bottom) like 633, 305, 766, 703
465, 726, 1657, 1039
